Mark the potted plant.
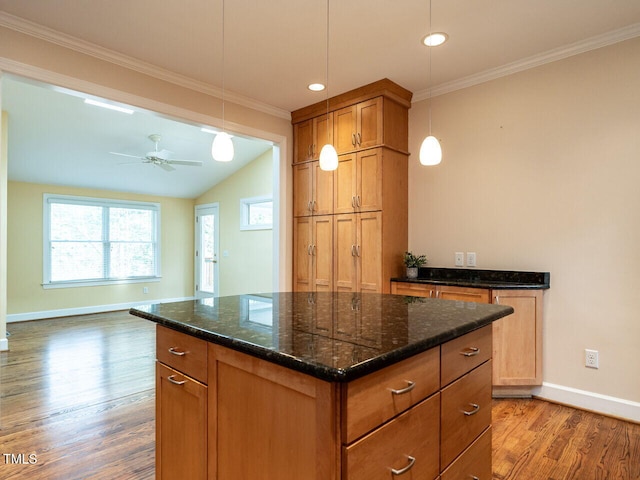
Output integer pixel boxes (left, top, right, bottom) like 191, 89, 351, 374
403, 251, 427, 279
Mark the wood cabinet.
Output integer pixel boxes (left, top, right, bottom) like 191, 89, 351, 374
156, 325, 208, 480
492, 289, 543, 388
294, 113, 333, 163
391, 281, 544, 394
293, 215, 333, 292
292, 79, 411, 294
293, 161, 334, 216
156, 322, 494, 480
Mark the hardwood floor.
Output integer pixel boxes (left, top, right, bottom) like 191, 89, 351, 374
0, 312, 155, 480
1, 311, 639, 479
492, 398, 640, 480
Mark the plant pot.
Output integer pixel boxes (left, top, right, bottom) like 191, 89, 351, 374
406, 267, 418, 279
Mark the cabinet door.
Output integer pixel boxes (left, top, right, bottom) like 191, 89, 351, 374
358, 212, 382, 293
293, 217, 313, 292
334, 105, 357, 154
334, 214, 358, 292
357, 149, 382, 212
356, 97, 382, 149
438, 285, 490, 303
294, 119, 313, 163
334, 154, 357, 214
313, 113, 333, 159
391, 282, 436, 298
312, 216, 333, 292
156, 363, 207, 480
312, 161, 334, 215
293, 163, 313, 217
492, 290, 542, 386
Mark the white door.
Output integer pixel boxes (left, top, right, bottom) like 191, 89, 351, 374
195, 204, 219, 298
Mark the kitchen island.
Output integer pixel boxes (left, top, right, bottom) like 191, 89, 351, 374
130, 292, 513, 480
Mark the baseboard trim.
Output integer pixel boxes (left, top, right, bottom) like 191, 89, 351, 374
6, 297, 196, 323
534, 382, 640, 424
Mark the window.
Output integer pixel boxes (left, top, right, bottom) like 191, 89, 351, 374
43, 194, 160, 287
240, 195, 273, 231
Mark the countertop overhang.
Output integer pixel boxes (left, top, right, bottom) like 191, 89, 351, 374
392, 267, 550, 290
130, 292, 513, 382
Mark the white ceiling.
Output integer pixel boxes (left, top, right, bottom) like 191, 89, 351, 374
1, 1, 640, 197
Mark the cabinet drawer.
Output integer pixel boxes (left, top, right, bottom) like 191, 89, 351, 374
441, 360, 492, 469
344, 393, 440, 480
441, 426, 492, 480
157, 325, 208, 384
441, 325, 491, 387
344, 346, 440, 444
391, 281, 434, 298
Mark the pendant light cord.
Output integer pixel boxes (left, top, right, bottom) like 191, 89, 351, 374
325, 0, 330, 144
428, 0, 433, 136
221, 0, 226, 131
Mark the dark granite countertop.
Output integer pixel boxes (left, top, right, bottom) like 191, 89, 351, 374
392, 267, 550, 290
130, 291, 513, 383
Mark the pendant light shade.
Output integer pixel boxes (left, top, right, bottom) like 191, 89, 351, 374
211, 132, 234, 162
419, 135, 442, 166
319, 143, 338, 171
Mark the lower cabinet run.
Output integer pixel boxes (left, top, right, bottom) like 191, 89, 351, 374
156, 324, 493, 480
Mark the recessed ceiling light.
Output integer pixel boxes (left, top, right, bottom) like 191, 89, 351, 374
84, 98, 134, 114
308, 83, 326, 92
422, 32, 448, 47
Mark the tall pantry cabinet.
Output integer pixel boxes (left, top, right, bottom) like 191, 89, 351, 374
292, 79, 411, 294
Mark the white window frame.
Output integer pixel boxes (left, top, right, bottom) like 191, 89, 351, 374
240, 195, 273, 231
42, 194, 161, 288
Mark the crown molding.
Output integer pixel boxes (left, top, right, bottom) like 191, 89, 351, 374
413, 22, 640, 103
0, 12, 291, 120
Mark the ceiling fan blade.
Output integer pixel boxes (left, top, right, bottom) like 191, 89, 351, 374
167, 160, 203, 166
158, 163, 175, 172
110, 152, 143, 159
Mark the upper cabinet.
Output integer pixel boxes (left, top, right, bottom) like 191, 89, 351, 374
292, 79, 412, 294
294, 113, 334, 164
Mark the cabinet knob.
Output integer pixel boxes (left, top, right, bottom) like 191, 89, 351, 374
391, 455, 416, 476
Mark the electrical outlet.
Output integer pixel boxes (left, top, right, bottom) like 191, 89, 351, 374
585, 349, 599, 369
466, 252, 477, 267
455, 252, 464, 267
143, 287, 149, 294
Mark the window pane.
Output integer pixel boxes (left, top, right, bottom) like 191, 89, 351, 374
110, 208, 154, 242
248, 201, 273, 226
110, 242, 155, 278
51, 242, 104, 281
51, 204, 102, 241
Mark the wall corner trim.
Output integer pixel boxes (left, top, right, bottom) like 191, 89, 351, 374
534, 382, 640, 423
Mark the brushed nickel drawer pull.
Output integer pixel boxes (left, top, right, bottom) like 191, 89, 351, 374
391, 455, 416, 475
471, 476, 480, 480
460, 347, 480, 357
391, 380, 415, 395
168, 347, 186, 356
167, 375, 186, 386
463, 403, 480, 416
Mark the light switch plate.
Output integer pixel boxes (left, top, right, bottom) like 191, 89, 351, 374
466, 252, 477, 267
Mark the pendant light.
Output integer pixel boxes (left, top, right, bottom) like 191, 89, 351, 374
319, 0, 338, 171
211, 0, 234, 162
419, 0, 442, 166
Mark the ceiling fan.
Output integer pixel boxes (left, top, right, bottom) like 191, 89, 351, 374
109, 134, 203, 171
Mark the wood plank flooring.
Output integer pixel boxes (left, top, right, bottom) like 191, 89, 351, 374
1, 311, 639, 479
1, 312, 155, 480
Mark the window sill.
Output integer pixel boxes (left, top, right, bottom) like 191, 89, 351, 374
41, 277, 162, 289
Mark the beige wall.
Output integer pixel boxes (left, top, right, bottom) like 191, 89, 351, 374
196, 150, 274, 296
408, 37, 640, 403
7, 182, 194, 315
0, 111, 7, 346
